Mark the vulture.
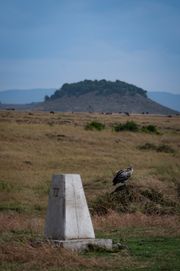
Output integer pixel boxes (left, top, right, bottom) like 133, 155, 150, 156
112, 166, 133, 186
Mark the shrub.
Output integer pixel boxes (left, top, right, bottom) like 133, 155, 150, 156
85, 121, 105, 131
141, 124, 159, 134
113, 121, 139, 132
113, 122, 160, 134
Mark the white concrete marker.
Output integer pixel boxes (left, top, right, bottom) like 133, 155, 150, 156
45, 174, 95, 240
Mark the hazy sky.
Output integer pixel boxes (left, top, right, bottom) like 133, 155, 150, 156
0, 0, 180, 93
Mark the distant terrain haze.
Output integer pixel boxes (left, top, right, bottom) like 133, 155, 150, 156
147, 91, 180, 112
0, 88, 55, 104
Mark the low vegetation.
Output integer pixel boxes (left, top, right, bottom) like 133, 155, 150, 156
48, 79, 147, 100
113, 120, 139, 132
141, 124, 159, 134
138, 143, 175, 153
113, 121, 159, 133
85, 121, 105, 131
84, 120, 159, 134
91, 185, 179, 216
0, 180, 16, 192
0, 111, 180, 270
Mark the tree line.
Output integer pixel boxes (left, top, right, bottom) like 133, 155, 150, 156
45, 79, 147, 101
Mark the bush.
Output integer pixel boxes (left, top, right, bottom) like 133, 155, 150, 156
85, 121, 105, 131
141, 125, 159, 134
113, 122, 160, 134
113, 121, 139, 132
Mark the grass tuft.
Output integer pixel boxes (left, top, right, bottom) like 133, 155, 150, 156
156, 144, 175, 153
0, 203, 28, 213
0, 181, 18, 192
138, 143, 175, 153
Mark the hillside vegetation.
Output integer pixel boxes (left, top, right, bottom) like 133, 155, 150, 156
41, 80, 177, 114
0, 111, 180, 270
47, 79, 147, 100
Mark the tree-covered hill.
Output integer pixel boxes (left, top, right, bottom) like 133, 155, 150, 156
47, 79, 147, 101
38, 79, 178, 114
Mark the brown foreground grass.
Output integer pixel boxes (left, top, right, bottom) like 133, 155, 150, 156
93, 211, 180, 233
0, 111, 180, 270
1, 243, 103, 271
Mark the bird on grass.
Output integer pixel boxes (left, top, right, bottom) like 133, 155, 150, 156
112, 166, 133, 186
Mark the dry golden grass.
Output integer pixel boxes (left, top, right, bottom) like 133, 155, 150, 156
93, 211, 180, 235
0, 242, 106, 271
0, 110, 179, 210
0, 110, 180, 270
0, 213, 43, 233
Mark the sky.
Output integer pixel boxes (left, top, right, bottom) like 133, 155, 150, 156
0, 0, 180, 93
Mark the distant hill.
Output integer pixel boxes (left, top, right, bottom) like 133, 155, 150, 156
38, 80, 177, 114
0, 83, 178, 114
148, 91, 180, 112
0, 88, 55, 104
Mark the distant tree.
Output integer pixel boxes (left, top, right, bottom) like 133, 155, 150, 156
44, 95, 50, 102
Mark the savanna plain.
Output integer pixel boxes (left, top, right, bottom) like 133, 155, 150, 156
0, 111, 180, 271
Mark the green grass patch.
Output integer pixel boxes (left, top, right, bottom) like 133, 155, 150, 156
85, 121, 105, 131
141, 124, 159, 134
0, 203, 28, 213
0, 229, 37, 243
84, 230, 180, 270
0, 202, 45, 214
113, 121, 159, 134
127, 236, 180, 271
0, 262, 24, 271
113, 121, 139, 132
0, 180, 20, 192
